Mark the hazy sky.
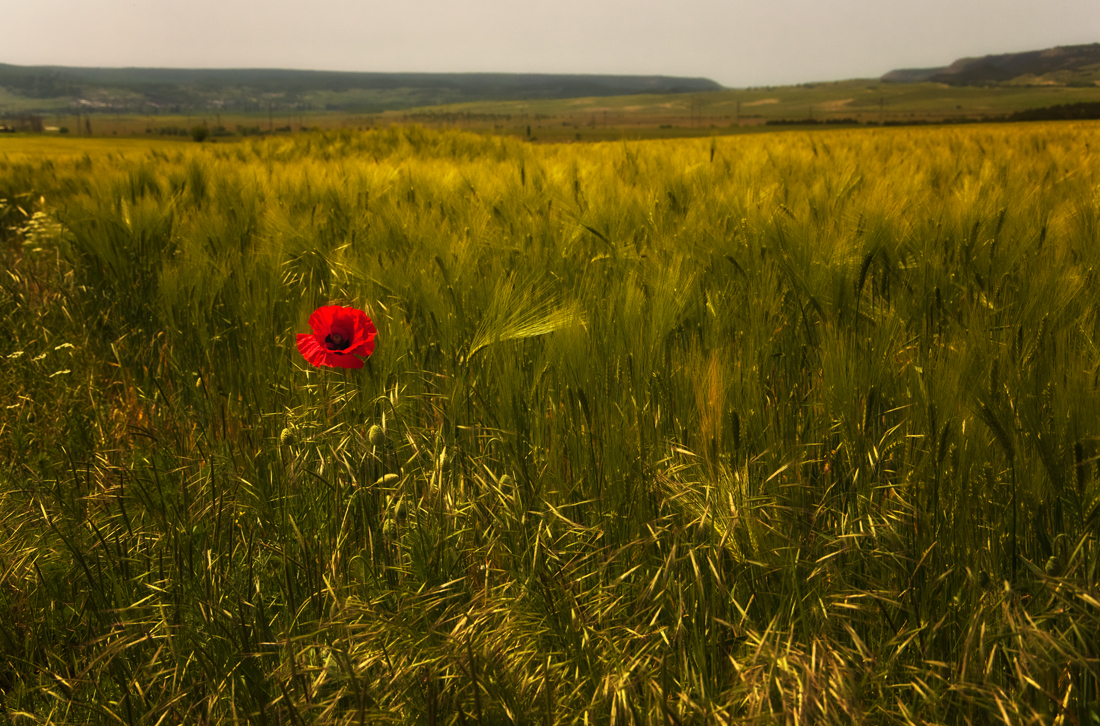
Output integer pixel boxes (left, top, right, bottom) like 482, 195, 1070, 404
3, 0, 1099, 87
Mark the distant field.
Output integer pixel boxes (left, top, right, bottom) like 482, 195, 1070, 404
411, 79, 1093, 116
10, 77, 1100, 142
4, 111, 369, 138
389, 78, 1100, 127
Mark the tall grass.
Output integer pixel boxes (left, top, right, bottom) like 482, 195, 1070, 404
2, 122, 1099, 723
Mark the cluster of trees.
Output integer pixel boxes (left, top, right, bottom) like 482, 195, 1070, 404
1007, 101, 1100, 121
764, 101, 1100, 127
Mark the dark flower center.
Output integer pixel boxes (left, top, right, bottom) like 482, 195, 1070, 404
325, 331, 351, 351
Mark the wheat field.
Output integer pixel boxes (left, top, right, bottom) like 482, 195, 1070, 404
2, 123, 1099, 724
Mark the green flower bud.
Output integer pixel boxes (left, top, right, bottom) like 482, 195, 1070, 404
368, 424, 385, 448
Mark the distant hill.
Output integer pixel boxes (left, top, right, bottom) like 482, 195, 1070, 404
0, 65, 723, 114
883, 43, 1100, 86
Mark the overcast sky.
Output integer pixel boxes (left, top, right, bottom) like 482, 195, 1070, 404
3, 0, 1099, 88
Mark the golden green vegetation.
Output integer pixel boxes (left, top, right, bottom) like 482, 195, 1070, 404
0, 135, 186, 162
2, 122, 1099, 723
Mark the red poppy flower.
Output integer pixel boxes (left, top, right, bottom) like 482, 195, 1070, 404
296, 305, 377, 369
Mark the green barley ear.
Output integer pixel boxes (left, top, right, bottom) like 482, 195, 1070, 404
368, 424, 385, 448
466, 276, 584, 363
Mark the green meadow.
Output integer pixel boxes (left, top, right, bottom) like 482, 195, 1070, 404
2, 122, 1099, 724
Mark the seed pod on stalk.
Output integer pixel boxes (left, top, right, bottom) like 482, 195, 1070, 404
369, 424, 385, 449
279, 427, 297, 446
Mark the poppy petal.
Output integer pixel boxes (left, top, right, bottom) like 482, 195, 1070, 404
296, 334, 328, 367
298, 305, 376, 369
